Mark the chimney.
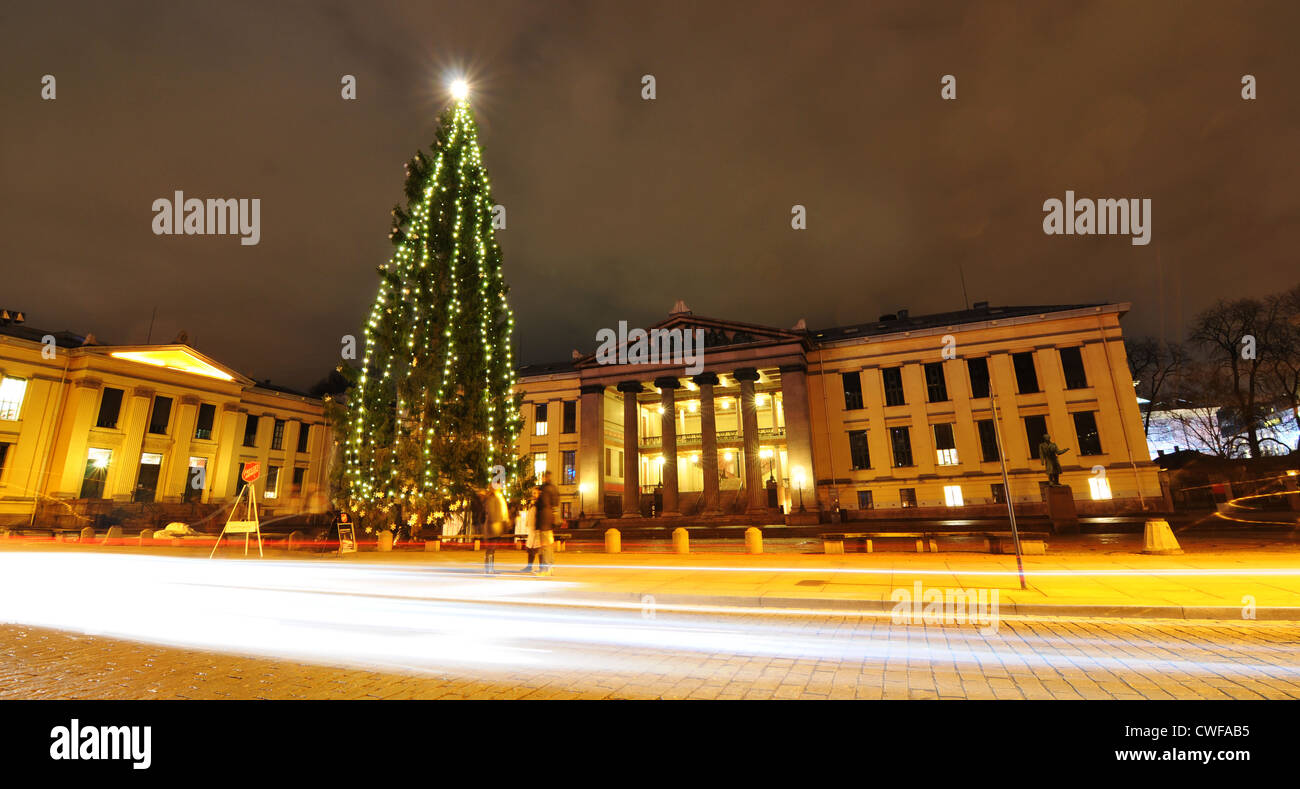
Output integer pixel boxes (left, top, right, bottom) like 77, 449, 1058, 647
896, 309, 909, 320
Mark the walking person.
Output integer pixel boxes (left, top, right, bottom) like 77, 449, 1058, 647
522, 487, 541, 572
534, 470, 560, 575
481, 481, 510, 575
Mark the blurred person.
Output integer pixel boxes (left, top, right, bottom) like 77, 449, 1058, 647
522, 487, 541, 571
481, 481, 510, 574
534, 470, 560, 575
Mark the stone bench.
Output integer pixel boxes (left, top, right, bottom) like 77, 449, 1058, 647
822, 532, 934, 554
823, 531, 1049, 555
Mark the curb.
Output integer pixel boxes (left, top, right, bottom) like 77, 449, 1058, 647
526, 589, 1300, 621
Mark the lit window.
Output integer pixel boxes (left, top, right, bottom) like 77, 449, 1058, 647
1089, 476, 1112, 500
943, 485, 964, 507
0, 377, 28, 421
534, 403, 548, 436
264, 465, 281, 499
532, 452, 547, 480
184, 457, 206, 503
81, 448, 112, 499
562, 450, 576, 485
933, 424, 958, 466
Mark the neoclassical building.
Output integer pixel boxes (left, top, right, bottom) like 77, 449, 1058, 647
515, 301, 1162, 521
0, 316, 332, 529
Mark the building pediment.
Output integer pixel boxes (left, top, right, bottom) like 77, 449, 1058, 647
84, 344, 255, 386
573, 312, 808, 370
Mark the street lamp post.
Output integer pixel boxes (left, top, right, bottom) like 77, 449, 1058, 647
989, 383, 1028, 591
578, 482, 591, 520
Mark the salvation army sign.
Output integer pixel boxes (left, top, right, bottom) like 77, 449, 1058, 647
241, 461, 261, 483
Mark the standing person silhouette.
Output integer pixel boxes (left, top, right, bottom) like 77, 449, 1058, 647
534, 470, 560, 576
481, 481, 510, 575
522, 487, 541, 572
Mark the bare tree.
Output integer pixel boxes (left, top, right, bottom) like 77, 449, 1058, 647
1160, 361, 1251, 458
1125, 337, 1188, 437
1262, 284, 1300, 453
1188, 296, 1283, 457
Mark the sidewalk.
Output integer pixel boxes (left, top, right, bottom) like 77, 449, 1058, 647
4, 532, 1299, 620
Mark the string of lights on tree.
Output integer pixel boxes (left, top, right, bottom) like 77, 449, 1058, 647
334, 80, 524, 529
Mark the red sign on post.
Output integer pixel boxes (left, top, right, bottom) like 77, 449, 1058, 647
241, 461, 261, 483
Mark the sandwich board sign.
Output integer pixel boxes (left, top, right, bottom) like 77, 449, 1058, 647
337, 513, 357, 555
209, 463, 263, 558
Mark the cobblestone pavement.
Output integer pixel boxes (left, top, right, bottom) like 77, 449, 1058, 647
3, 611, 1299, 700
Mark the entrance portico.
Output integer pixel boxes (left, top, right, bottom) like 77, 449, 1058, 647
574, 304, 817, 518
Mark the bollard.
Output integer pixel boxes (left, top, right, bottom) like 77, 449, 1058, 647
288, 530, 306, 551
604, 528, 622, 554
377, 531, 393, 552
79, 526, 95, 543
672, 527, 689, 555
103, 525, 123, 545
1141, 519, 1183, 555
744, 527, 763, 555
139, 528, 154, 546
425, 540, 440, 552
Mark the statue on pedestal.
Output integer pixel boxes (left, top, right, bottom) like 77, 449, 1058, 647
1038, 434, 1070, 486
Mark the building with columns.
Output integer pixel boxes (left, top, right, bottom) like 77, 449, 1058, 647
515, 301, 1162, 521
0, 317, 332, 528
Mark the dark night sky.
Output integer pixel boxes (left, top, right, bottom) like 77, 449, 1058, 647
3, 1, 1298, 391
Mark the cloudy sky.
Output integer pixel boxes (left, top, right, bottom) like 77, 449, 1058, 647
2, 0, 1297, 390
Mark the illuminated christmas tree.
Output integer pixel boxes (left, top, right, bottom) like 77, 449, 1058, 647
334, 82, 524, 535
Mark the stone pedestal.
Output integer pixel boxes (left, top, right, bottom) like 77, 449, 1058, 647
1141, 519, 1183, 555
1045, 484, 1079, 534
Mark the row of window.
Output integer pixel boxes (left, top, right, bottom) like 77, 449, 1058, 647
77, 447, 307, 502
853, 475, 1113, 509
533, 450, 578, 484
91, 387, 312, 453
530, 447, 633, 485
841, 347, 1090, 410
845, 411, 1103, 470
532, 401, 578, 436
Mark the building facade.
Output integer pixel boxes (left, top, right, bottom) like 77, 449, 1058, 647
514, 302, 1162, 520
0, 319, 332, 528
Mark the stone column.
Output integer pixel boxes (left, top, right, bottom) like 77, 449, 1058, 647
655, 376, 682, 516
113, 388, 154, 500
693, 372, 721, 514
618, 381, 644, 518
578, 384, 606, 518
214, 405, 243, 499
163, 396, 200, 502
779, 364, 817, 511
54, 379, 102, 497
734, 368, 765, 511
